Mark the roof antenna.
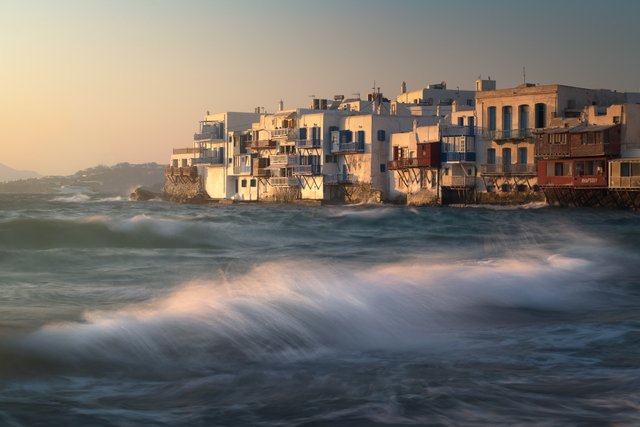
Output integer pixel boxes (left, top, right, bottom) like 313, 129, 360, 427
523, 66, 526, 84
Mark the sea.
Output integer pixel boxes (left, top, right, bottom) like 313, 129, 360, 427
0, 193, 639, 426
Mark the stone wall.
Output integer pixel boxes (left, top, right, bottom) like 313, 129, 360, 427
477, 190, 546, 205
163, 177, 208, 203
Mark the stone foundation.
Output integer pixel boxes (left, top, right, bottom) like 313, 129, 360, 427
477, 190, 546, 205
406, 189, 439, 206
163, 177, 209, 203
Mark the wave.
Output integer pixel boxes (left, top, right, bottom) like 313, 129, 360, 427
0, 215, 224, 249
52, 193, 92, 203
0, 254, 611, 376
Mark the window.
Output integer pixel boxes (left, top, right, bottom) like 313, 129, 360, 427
488, 107, 497, 131
554, 162, 564, 177
377, 129, 386, 141
241, 179, 247, 188
181, 159, 188, 167
621, 162, 631, 177
458, 117, 464, 126
518, 147, 527, 164
466, 99, 474, 107
535, 103, 547, 128
356, 130, 365, 143
380, 164, 386, 173
502, 106, 512, 133
518, 105, 529, 130
172, 159, 178, 167
250, 179, 256, 187
487, 148, 496, 165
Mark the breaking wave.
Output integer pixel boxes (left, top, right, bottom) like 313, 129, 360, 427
1, 254, 610, 377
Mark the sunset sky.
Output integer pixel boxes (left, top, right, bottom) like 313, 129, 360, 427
1, 0, 639, 175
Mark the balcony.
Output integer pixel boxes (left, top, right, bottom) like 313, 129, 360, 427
269, 154, 299, 167
251, 140, 277, 150
172, 147, 200, 155
441, 152, 476, 163
325, 174, 358, 185
270, 176, 300, 187
481, 128, 533, 141
441, 175, 476, 188
271, 128, 298, 139
387, 158, 437, 170
192, 157, 224, 166
293, 164, 322, 176
165, 166, 198, 178
194, 132, 224, 142
331, 141, 365, 154
253, 168, 270, 177
297, 138, 322, 149
480, 164, 536, 176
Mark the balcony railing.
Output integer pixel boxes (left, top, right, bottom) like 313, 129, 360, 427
253, 167, 270, 177
387, 158, 438, 170
172, 148, 200, 155
165, 166, 198, 178
441, 152, 476, 163
269, 154, 299, 167
480, 164, 536, 176
331, 141, 365, 154
610, 176, 640, 189
296, 138, 322, 149
271, 128, 298, 139
325, 174, 358, 185
480, 128, 533, 141
233, 164, 252, 175
441, 175, 476, 188
192, 157, 224, 166
251, 140, 277, 150
270, 176, 300, 187
293, 164, 322, 176
194, 132, 224, 142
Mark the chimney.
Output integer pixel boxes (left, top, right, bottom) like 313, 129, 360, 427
278, 100, 284, 111
401, 81, 407, 94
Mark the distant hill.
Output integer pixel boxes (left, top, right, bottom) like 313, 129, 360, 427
0, 162, 166, 195
0, 163, 41, 182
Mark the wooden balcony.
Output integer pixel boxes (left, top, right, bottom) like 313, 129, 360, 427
251, 140, 277, 150
269, 154, 299, 167
165, 166, 198, 178
387, 158, 436, 170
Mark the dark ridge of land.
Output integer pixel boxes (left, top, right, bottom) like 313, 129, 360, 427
0, 162, 165, 195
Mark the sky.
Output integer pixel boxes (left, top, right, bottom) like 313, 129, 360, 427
1, 0, 639, 175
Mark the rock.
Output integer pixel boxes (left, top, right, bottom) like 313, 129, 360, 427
130, 187, 159, 201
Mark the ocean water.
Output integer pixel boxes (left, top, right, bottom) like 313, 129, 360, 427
0, 193, 639, 426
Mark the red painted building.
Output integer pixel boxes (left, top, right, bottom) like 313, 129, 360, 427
535, 124, 620, 188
